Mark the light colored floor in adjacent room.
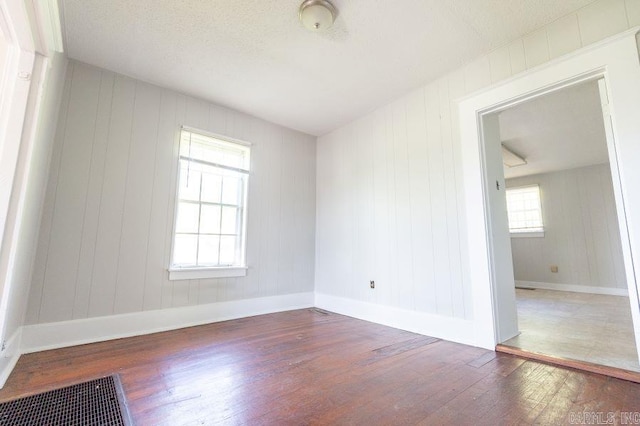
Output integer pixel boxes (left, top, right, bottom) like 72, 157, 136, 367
503, 288, 640, 372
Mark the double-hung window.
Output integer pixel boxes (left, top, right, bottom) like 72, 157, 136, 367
506, 184, 544, 237
169, 128, 250, 280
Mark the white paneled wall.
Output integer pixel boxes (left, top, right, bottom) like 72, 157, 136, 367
508, 164, 627, 290
26, 60, 316, 325
315, 0, 638, 320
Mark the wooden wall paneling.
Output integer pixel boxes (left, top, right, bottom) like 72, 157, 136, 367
546, 15, 582, 59
264, 124, 283, 296
508, 39, 527, 76
439, 77, 465, 319
339, 124, 353, 301
278, 130, 296, 296
464, 56, 491, 94
161, 94, 186, 309
40, 64, 101, 322
382, 105, 399, 307
114, 82, 162, 314
602, 165, 627, 286
371, 109, 391, 307
143, 89, 178, 311
578, 168, 599, 286
30, 61, 317, 323
315, 0, 635, 327
241, 118, 265, 300
72, 70, 115, 319
391, 98, 414, 310
305, 133, 317, 291
508, 165, 626, 289
424, 83, 451, 316
87, 74, 136, 317
489, 45, 512, 84
291, 132, 313, 297
578, 0, 629, 46
332, 125, 353, 300
236, 117, 257, 301
447, 71, 474, 320
406, 88, 435, 313
523, 29, 550, 69
356, 116, 375, 304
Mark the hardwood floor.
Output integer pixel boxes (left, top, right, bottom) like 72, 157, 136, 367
2, 309, 640, 425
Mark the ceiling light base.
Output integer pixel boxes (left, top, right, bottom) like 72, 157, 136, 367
299, 0, 337, 31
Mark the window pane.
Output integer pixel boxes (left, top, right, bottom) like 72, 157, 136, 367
221, 176, 240, 205
219, 236, 236, 265
201, 172, 222, 203
200, 204, 221, 234
173, 129, 250, 270
176, 202, 199, 233
506, 185, 543, 232
198, 235, 220, 265
178, 165, 200, 202
173, 234, 197, 265
221, 206, 238, 234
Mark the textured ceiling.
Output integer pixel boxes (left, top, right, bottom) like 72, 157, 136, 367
500, 80, 608, 179
62, 0, 597, 136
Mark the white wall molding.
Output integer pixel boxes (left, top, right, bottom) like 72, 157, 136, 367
0, 328, 21, 388
21, 292, 314, 354
314, 293, 481, 349
515, 280, 628, 297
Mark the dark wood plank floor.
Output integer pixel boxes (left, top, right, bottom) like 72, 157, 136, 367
1, 309, 639, 425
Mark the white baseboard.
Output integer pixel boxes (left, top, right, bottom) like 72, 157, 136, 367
515, 280, 628, 296
21, 292, 314, 354
0, 328, 22, 388
314, 293, 483, 348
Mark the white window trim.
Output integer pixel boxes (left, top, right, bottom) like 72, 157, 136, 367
168, 266, 247, 281
510, 231, 545, 238
167, 126, 251, 281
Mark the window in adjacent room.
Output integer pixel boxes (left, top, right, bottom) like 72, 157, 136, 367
169, 127, 250, 280
505, 184, 544, 237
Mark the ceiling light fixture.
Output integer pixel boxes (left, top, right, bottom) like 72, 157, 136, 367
502, 145, 527, 168
299, 0, 337, 31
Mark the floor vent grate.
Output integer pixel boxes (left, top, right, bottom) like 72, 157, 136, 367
0, 375, 131, 426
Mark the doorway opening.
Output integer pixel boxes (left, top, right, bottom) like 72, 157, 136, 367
489, 79, 639, 372
458, 30, 640, 375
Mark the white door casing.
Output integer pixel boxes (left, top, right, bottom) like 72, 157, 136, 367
459, 28, 640, 357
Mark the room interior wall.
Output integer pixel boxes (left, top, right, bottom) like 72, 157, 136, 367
507, 163, 627, 293
315, 0, 639, 334
26, 60, 316, 325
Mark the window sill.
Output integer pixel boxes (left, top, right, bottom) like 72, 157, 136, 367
510, 231, 545, 238
168, 266, 247, 281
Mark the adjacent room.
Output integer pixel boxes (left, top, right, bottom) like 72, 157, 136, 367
497, 80, 639, 372
1, 0, 640, 424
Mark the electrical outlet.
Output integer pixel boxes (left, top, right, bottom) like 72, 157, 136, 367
370, 280, 375, 289
550, 265, 558, 273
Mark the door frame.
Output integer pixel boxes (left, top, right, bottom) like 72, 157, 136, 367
458, 27, 640, 357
